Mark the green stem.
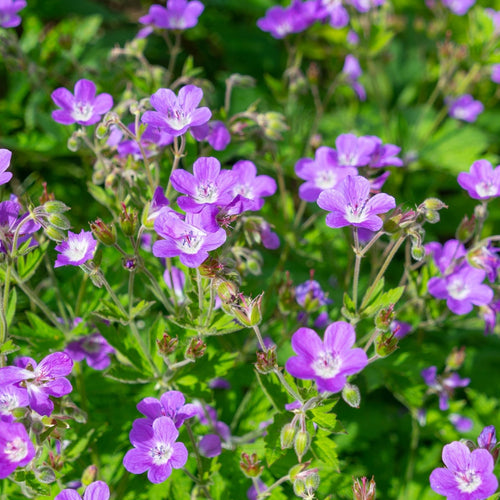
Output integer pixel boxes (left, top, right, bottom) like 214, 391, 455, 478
401, 414, 420, 500
273, 368, 302, 403
252, 325, 267, 352
352, 227, 361, 311
185, 421, 214, 500
165, 135, 186, 199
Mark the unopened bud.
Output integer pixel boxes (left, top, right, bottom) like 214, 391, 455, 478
122, 257, 137, 271
353, 476, 376, 500
375, 305, 395, 330
82, 465, 97, 486
294, 430, 310, 461
280, 423, 297, 449
374, 330, 399, 358
44, 200, 70, 214
226, 73, 256, 88
186, 337, 206, 360
239, 452, 263, 478
425, 210, 440, 224
157, 332, 178, 355
67, 134, 79, 152
456, 214, 476, 243
255, 347, 277, 374
44, 226, 66, 242
342, 383, 361, 409
47, 214, 71, 230
229, 293, 263, 327
217, 280, 239, 303
96, 123, 108, 139
293, 478, 306, 498
119, 203, 138, 237
90, 219, 117, 246
421, 198, 447, 211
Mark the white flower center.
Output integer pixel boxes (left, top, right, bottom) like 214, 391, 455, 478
455, 470, 482, 493
166, 107, 191, 130
451, 107, 469, 120
322, 0, 342, 9
276, 21, 292, 36
234, 185, 254, 199
5, 437, 28, 463
72, 103, 94, 122
177, 228, 206, 255
447, 277, 469, 300
195, 183, 218, 203
312, 351, 341, 379
150, 443, 173, 465
65, 238, 90, 262
315, 170, 339, 190
476, 181, 497, 198
0, 393, 19, 414
344, 201, 368, 224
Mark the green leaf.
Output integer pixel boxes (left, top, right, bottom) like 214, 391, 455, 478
6, 288, 16, 327
206, 310, 243, 336
361, 285, 405, 317
94, 299, 128, 324
255, 370, 290, 412
130, 300, 155, 319
105, 363, 155, 384
16, 243, 48, 281
264, 412, 291, 466
310, 429, 339, 471
309, 400, 341, 434
0, 339, 19, 356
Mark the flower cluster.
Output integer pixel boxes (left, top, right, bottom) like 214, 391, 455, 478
421, 365, 470, 411
123, 391, 193, 483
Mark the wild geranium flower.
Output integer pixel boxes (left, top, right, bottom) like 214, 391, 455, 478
478, 426, 497, 452
334, 134, 376, 168
0, 0, 26, 28
54, 230, 97, 268
316, 0, 349, 28
295, 280, 332, 310
449, 414, 473, 433
457, 160, 500, 200
428, 265, 493, 315
317, 175, 396, 231
285, 322, 368, 393
0, 199, 41, 254
65, 333, 115, 370
229, 160, 277, 212
295, 146, 357, 202
0, 421, 35, 479
441, 0, 476, 15
365, 136, 404, 168
199, 434, 221, 458
426, 239, 467, 274
491, 64, 500, 84
421, 366, 470, 411
153, 207, 226, 268
55, 481, 110, 500
0, 149, 13, 185
342, 55, 366, 101
430, 441, 498, 499
191, 121, 231, 151
136, 391, 198, 428
141, 85, 211, 137
170, 157, 236, 213
448, 94, 484, 123
480, 300, 500, 335
0, 385, 29, 422
51, 79, 113, 126
123, 416, 188, 484
0, 353, 73, 416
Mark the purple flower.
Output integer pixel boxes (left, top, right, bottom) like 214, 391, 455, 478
257, 0, 318, 38
317, 175, 396, 231
428, 266, 493, 315
295, 146, 357, 202
55, 481, 110, 500
230, 160, 277, 212
486, 8, 500, 35
390, 320, 412, 339
153, 207, 226, 268
171, 157, 236, 213
199, 434, 221, 458
295, 279, 332, 309
430, 441, 497, 499
259, 220, 280, 249
0, 385, 29, 422
0, 353, 73, 416
426, 239, 467, 274
141, 85, 211, 137
123, 416, 188, 484
334, 134, 376, 167
191, 121, 231, 151
478, 426, 497, 451
209, 378, 231, 390
0, 199, 41, 254
480, 300, 500, 335
468, 243, 500, 283
113, 123, 174, 160
163, 266, 186, 304
448, 94, 484, 123
316, 0, 349, 28
285, 321, 368, 393
65, 333, 115, 370
54, 230, 97, 268
0, 149, 13, 185
247, 479, 268, 500
147, 186, 170, 225
364, 136, 404, 168
0, 0, 26, 28
136, 391, 198, 428
449, 414, 473, 433
0, 421, 35, 479
421, 366, 470, 411
342, 55, 366, 101
457, 160, 500, 200
442, 0, 476, 15
491, 64, 500, 84
350, 0, 386, 12
51, 79, 113, 126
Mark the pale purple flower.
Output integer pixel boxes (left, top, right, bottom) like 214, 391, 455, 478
147, 186, 170, 224
0, 385, 29, 422
334, 134, 376, 167
153, 206, 226, 268
457, 160, 500, 200
0, 0, 26, 28
478, 426, 497, 451
123, 416, 188, 484
51, 79, 113, 126
65, 333, 115, 370
136, 391, 198, 428
163, 266, 186, 304
421, 366, 470, 411
295, 280, 332, 309
55, 481, 110, 500
0, 353, 73, 416
448, 94, 484, 123
342, 55, 366, 101
295, 146, 357, 202
449, 414, 473, 433
468, 243, 500, 283
199, 434, 221, 458
486, 8, 500, 35
314, 311, 329, 328
0, 149, 13, 185
316, 0, 349, 28
430, 441, 497, 499
0, 421, 35, 479
0, 199, 41, 254
114, 123, 174, 160
480, 300, 500, 335
442, 0, 476, 15
285, 321, 368, 393
191, 121, 231, 151
426, 239, 467, 275
171, 157, 236, 213
259, 220, 280, 250
141, 85, 211, 137
428, 266, 493, 315
257, 0, 318, 38
369, 171, 391, 192
230, 160, 277, 212
347, 30, 359, 45
364, 136, 404, 168
491, 64, 500, 84
55, 230, 97, 268
317, 175, 396, 231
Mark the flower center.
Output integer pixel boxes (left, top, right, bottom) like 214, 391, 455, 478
316, 170, 339, 190
234, 185, 254, 199
150, 443, 173, 465
312, 351, 341, 379
72, 103, 94, 122
344, 200, 368, 224
195, 183, 218, 203
167, 107, 191, 130
447, 277, 469, 300
177, 228, 206, 255
65, 239, 90, 262
476, 181, 497, 198
5, 437, 28, 463
455, 469, 482, 493
0, 393, 19, 414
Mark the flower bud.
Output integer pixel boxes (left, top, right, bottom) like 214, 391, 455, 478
474, 203, 488, 220
157, 332, 178, 355
96, 123, 108, 139
280, 423, 296, 449
82, 465, 97, 486
446, 346, 466, 371
353, 476, 376, 500
43, 200, 69, 214
226, 73, 256, 88
217, 280, 239, 303
67, 134, 80, 152
294, 430, 310, 462
375, 305, 394, 330
89, 219, 117, 246
342, 383, 361, 409
228, 293, 263, 327
255, 347, 277, 374
186, 337, 206, 360
47, 214, 71, 230
293, 478, 306, 498
239, 452, 263, 478
119, 203, 138, 237
456, 214, 476, 243
421, 198, 447, 211
374, 330, 399, 358
122, 257, 137, 271
44, 225, 66, 242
